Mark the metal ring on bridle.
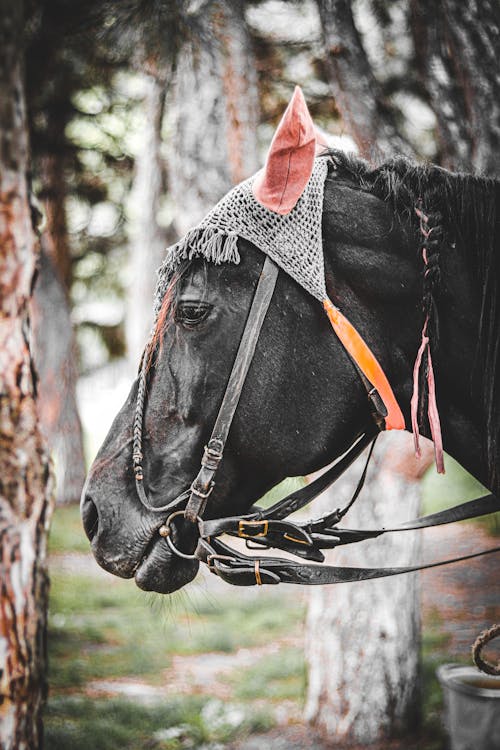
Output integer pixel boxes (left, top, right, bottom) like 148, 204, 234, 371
159, 510, 201, 560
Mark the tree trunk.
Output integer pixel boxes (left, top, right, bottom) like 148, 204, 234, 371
126, 74, 167, 365
31, 248, 86, 505
411, 0, 500, 174
316, 0, 413, 160
167, 0, 260, 231
305, 433, 430, 745
39, 152, 72, 290
30, 82, 86, 505
0, 1, 54, 747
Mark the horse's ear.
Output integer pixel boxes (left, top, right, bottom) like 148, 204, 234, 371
253, 86, 320, 215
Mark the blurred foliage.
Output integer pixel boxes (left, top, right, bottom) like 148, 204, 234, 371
26, 4, 138, 371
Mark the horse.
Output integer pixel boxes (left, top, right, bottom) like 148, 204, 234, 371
81, 88, 500, 607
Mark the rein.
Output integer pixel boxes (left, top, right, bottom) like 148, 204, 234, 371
133, 255, 500, 670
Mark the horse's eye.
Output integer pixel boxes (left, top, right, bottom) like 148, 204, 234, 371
175, 301, 212, 328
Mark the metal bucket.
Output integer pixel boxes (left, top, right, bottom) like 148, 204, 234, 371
437, 664, 500, 750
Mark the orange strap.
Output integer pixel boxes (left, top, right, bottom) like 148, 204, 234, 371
323, 298, 405, 431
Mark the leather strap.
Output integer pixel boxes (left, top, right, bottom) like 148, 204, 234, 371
197, 491, 500, 568
196, 535, 500, 587
260, 432, 375, 521
200, 433, 377, 539
185, 256, 280, 521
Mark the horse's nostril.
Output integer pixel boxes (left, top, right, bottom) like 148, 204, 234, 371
82, 496, 99, 542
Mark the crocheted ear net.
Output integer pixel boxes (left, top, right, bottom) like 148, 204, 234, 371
155, 157, 329, 314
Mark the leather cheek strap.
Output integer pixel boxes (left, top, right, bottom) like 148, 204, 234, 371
184, 256, 280, 522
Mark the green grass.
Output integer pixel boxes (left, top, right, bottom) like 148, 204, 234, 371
422, 452, 500, 534
48, 505, 306, 692
49, 502, 93, 554
47, 502, 301, 746
49, 573, 174, 688
229, 647, 306, 702
45, 695, 274, 750
49, 568, 305, 690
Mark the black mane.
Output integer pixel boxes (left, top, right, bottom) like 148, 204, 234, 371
328, 150, 500, 488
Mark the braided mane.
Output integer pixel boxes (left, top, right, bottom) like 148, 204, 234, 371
329, 150, 500, 489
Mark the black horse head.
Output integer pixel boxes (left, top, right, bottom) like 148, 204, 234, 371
82, 99, 500, 595
81, 153, 500, 593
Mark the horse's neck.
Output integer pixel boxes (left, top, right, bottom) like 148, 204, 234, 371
433, 235, 493, 493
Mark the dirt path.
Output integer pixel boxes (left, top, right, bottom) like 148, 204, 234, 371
421, 522, 500, 655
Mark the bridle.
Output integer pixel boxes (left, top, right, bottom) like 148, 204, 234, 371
132, 254, 500, 672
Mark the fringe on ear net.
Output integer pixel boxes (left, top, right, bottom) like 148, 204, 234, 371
155, 227, 240, 314
155, 158, 330, 318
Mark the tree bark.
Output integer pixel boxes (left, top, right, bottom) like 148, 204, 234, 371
167, 0, 260, 232
305, 433, 429, 745
412, 0, 500, 174
28, 53, 86, 505
0, 1, 54, 747
126, 74, 167, 365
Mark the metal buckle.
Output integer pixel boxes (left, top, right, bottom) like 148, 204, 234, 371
238, 519, 269, 539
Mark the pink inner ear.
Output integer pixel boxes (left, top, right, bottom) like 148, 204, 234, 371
253, 86, 319, 215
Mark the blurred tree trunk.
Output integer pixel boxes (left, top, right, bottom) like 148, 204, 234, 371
30, 75, 86, 505
126, 75, 168, 365
0, 1, 54, 747
305, 433, 427, 743
125, 0, 260, 365
316, 0, 413, 159
307, 2, 428, 744
167, 0, 259, 231
411, 0, 500, 174
31, 247, 86, 505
